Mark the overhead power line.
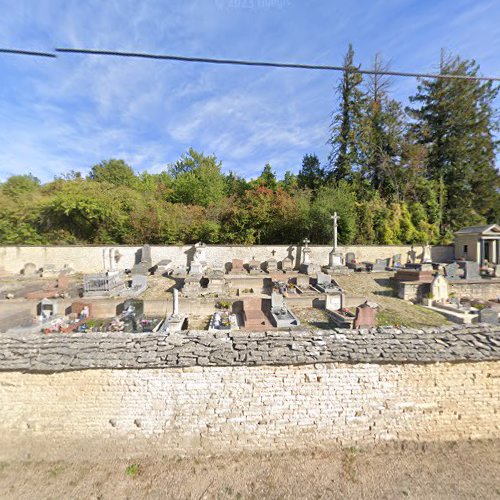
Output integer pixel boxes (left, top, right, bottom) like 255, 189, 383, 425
2, 47, 500, 81
0, 48, 56, 58
55, 48, 500, 82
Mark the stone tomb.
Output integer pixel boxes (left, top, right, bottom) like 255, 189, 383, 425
265, 257, 278, 273
132, 244, 153, 276
83, 271, 126, 297
315, 272, 343, 294
269, 292, 300, 328
161, 289, 187, 333
463, 261, 481, 280
182, 275, 202, 297
231, 259, 247, 274
325, 289, 344, 311
37, 298, 57, 320
247, 257, 264, 275
156, 260, 173, 276
430, 274, 449, 304
281, 256, 294, 273
392, 254, 403, 268
242, 297, 271, 330
372, 258, 389, 272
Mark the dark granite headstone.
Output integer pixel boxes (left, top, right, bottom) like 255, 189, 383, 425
479, 308, 498, 325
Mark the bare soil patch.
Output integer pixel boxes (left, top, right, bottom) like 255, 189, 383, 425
0, 440, 498, 499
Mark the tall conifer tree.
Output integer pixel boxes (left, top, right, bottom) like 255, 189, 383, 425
327, 44, 364, 182
408, 52, 499, 232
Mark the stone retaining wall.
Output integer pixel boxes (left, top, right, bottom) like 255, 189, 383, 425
1, 325, 499, 453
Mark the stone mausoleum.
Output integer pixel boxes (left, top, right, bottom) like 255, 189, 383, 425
454, 224, 500, 265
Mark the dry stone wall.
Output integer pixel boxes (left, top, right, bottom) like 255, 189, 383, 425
1, 325, 499, 454
1, 324, 499, 371
0, 244, 454, 274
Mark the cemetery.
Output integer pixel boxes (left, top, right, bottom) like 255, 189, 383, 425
0, 219, 499, 335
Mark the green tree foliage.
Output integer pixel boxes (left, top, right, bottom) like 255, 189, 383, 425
168, 148, 226, 207
360, 55, 407, 200
2, 174, 41, 197
252, 163, 278, 190
297, 154, 325, 193
88, 159, 136, 188
328, 44, 364, 182
309, 182, 357, 244
0, 49, 497, 246
408, 52, 500, 231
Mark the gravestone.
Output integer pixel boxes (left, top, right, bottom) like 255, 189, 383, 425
464, 261, 480, 280
231, 259, 246, 274
132, 244, 153, 275
37, 298, 57, 319
141, 244, 152, 267
282, 256, 293, 272
23, 263, 38, 276
325, 291, 343, 311
407, 246, 417, 265
317, 271, 332, 287
345, 252, 355, 266
189, 261, 204, 275
479, 308, 498, 325
430, 274, 448, 303
421, 243, 432, 263
372, 258, 389, 272
189, 242, 207, 275
129, 275, 148, 296
248, 257, 263, 275
393, 254, 402, 268
266, 257, 278, 273
182, 275, 202, 297
156, 259, 172, 275
353, 301, 376, 329
210, 261, 226, 274
295, 275, 310, 289
271, 291, 285, 309
302, 239, 311, 265
445, 262, 459, 280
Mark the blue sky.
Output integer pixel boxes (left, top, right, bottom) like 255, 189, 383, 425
0, 0, 499, 182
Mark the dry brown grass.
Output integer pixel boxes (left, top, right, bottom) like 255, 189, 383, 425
1, 440, 498, 499
335, 272, 451, 327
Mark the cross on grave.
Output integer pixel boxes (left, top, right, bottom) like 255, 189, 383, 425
331, 212, 339, 251
271, 249, 276, 257
303, 238, 310, 248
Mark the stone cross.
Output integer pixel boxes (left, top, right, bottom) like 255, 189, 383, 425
303, 238, 310, 248
331, 212, 339, 251
173, 288, 179, 316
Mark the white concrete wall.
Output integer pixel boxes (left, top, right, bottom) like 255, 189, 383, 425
0, 244, 455, 274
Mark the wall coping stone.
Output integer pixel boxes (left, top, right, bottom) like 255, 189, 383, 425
1, 324, 499, 372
